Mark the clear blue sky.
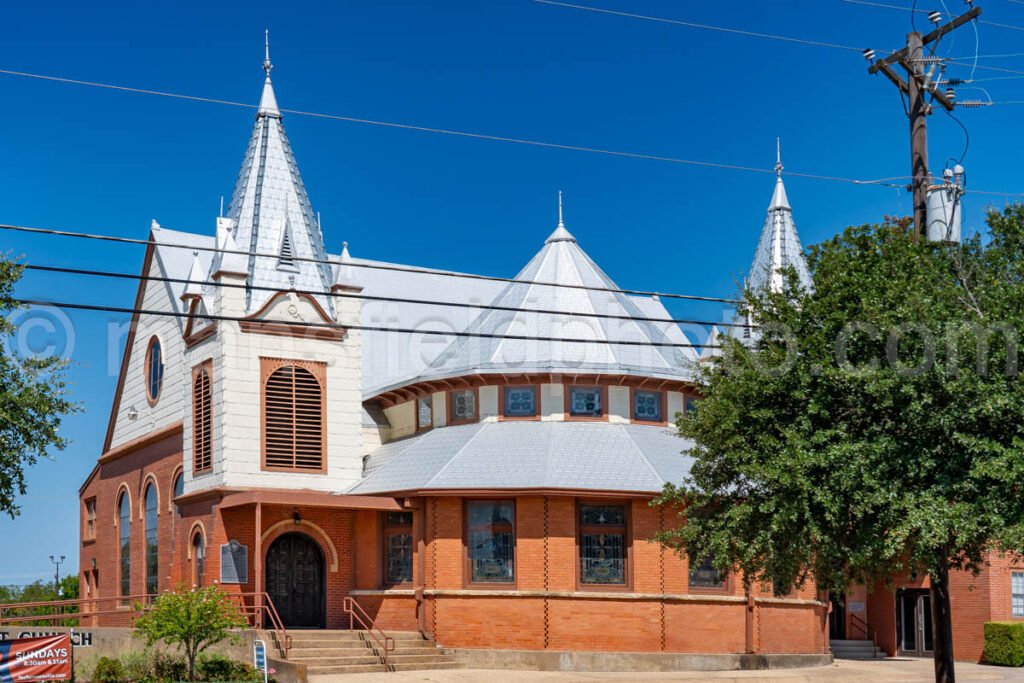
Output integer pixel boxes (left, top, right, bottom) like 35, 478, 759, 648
1, 0, 1022, 584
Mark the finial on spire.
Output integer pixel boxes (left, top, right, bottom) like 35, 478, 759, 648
775, 137, 783, 176
557, 190, 564, 228
263, 29, 273, 77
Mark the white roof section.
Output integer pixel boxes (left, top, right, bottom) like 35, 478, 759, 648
348, 421, 695, 495
387, 208, 697, 393
214, 57, 333, 315
747, 146, 813, 294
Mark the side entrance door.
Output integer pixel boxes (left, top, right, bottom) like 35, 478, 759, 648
829, 593, 846, 640
896, 588, 934, 657
266, 532, 325, 629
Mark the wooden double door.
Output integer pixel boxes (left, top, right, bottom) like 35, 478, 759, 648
266, 533, 325, 629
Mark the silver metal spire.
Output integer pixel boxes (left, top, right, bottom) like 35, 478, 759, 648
263, 29, 273, 76
775, 137, 783, 177
546, 191, 575, 243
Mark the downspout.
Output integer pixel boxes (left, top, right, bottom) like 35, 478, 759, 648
411, 497, 427, 637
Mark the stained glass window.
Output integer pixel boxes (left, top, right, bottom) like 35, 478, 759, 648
684, 395, 699, 415
118, 493, 130, 598
503, 386, 536, 418
145, 484, 158, 595
192, 532, 205, 588
633, 391, 662, 422
1013, 572, 1024, 617
146, 337, 163, 403
451, 390, 476, 422
579, 504, 627, 586
689, 554, 726, 589
569, 387, 603, 417
417, 397, 432, 429
467, 502, 515, 584
384, 512, 414, 585
173, 473, 184, 515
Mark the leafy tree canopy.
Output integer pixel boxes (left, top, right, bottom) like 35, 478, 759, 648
0, 256, 79, 517
658, 206, 1024, 597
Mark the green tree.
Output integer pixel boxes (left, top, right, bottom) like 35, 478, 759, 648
133, 585, 248, 681
0, 256, 78, 517
658, 208, 1024, 683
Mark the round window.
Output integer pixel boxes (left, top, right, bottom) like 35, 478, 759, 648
145, 336, 164, 404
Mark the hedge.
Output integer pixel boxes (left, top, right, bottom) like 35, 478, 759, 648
984, 621, 1024, 666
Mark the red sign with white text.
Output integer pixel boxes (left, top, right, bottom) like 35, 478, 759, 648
0, 634, 73, 682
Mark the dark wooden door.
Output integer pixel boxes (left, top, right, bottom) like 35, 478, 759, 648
266, 533, 325, 628
829, 593, 846, 640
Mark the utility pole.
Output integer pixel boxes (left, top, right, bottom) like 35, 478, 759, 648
866, 6, 981, 240
50, 555, 65, 594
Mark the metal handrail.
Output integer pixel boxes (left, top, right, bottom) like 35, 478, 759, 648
342, 596, 396, 670
230, 592, 292, 659
0, 593, 157, 626
850, 612, 877, 649
1, 589, 290, 660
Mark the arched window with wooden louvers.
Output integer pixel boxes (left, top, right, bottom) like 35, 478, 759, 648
192, 362, 213, 474
261, 358, 327, 473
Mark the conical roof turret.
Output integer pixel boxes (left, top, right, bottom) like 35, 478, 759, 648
220, 33, 333, 315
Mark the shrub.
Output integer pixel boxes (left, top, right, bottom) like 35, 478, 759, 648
119, 651, 153, 683
984, 621, 1024, 666
151, 652, 188, 683
91, 657, 125, 683
195, 654, 235, 681
133, 585, 246, 680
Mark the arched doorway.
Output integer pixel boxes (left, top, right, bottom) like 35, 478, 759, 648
266, 532, 325, 628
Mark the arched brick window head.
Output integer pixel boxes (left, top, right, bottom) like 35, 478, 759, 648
261, 358, 326, 473
192, 363, 213, 473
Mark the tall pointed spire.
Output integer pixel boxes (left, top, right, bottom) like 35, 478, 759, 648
545, 190, 576, 243
224, 34, 333, 314
747, 140, 811, 294
257, 29, 280, 118
770, 137, 790, 211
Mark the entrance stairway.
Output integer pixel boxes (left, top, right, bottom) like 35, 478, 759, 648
288, 630, 461, 675
830, 639, 886, 660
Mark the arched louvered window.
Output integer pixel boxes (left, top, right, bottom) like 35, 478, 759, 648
261, 358, 326, 472
192, 363, 213, 473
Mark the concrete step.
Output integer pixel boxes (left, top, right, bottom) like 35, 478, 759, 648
289, 655, 383, 666
390, 661, 463, 672
307, 664, 388, 675
289, 646, 373, 656
830, 639, 886, 660
387, 653, 457, 664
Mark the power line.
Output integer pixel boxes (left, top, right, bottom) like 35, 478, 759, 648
530, 0, 866, 52
0, 67, 963, 191
12, 299, 719, 350
0, 222, 741, 304
20, 263, 753, 329
841, 0, 1024, 32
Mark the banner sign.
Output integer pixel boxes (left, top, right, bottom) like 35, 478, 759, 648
0, 634, 73, 682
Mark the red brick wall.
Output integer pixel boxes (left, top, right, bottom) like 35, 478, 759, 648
861, 554, 1024, 663
82, 449, 825, 654
78, 430, 185, 626
363, 494, 826, 654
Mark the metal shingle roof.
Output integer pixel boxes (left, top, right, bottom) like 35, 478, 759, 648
348, 421, 695, 495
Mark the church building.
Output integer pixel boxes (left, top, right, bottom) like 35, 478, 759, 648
77, 46, 1020, 671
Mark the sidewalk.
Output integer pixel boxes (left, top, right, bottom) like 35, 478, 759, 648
309, 659, 1024, 683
